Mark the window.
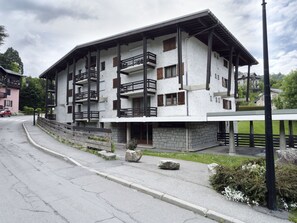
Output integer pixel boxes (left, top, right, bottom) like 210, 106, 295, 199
101, 61, 105, 71
223, 99, 232, 110
67, 106, 72, 114
166, 93, 177, 106
163, 37, 176, 52
223, 59, 229, 68
210, 96, 213, 102
165, 65, 177, 78
4, 100, 12, 107
222, 77, 228, 88
6, 89, 11, 95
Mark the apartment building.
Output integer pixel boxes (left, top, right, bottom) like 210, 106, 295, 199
40, 10, 258, 151
0, 66, 21, 113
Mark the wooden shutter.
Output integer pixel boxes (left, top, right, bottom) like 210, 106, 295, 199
113, 78, 119, 88
157, 95, 164, 106
67, 106, 72, 114
68, 89, 73, 97
113, 57, 118, 67
157, 68, 163, 80
113, 100, 118, 110
163, 37, 176, 52
178, 91, 185, 105
177, 63, 184, 76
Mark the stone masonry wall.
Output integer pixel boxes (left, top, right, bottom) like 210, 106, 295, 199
153, 127, 186, 151
110, 123, 126, 143
189, 122, 218, 149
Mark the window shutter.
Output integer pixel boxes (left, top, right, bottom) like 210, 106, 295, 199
113, 78, 119, 88
68, 89, 73, 97
113, 57, 118, 67
178, 91, 185, 105
113, 100, 118, 110
67, 106, 72, 114
177, 63, 184, 76
157, 68, 163, 80
163, 37, 176, 52
157, 95, 164, 106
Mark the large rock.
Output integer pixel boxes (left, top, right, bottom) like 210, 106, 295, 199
276, 148, 297, 165
208, 163, 219, 175
158, 160, 180, 170
125, 149, 142, 162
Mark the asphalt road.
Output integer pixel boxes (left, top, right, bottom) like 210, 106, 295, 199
0, 116, 215, 223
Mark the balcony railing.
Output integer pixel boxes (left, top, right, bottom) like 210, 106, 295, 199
75, 90, 97, 101
120, 107, 157, 117
48, 84, 55, 92
47, 99, 56, 106
75, 69, 97, 83
121, 52, 156, 70
120, 79, 157, 94
0, 92, 7, 98
75, 111, 99, 120
47, 114, 56, 120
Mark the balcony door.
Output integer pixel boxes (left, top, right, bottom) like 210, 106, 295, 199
131, 123, 152, 145
132, 97, 150, 117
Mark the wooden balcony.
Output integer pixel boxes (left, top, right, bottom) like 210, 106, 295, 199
120, 52, 156, 74
75, 90, 98, 103
120, 107, 157, 117
120, 79, 156, 97
75, 111, 99, 121
75, 69, 97, 85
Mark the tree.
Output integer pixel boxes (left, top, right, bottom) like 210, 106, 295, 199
0, 47, 24, 74
19, 77, 46, 111
0, 25, 8, 46
279, 70, 297, 109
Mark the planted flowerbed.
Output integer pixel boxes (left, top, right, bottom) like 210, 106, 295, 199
210, 158, 297, 213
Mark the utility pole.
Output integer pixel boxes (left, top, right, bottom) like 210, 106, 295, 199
262, 0, 276, 210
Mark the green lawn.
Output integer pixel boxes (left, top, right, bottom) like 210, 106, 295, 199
238, 120, 297, 135
143, 150, 255, 167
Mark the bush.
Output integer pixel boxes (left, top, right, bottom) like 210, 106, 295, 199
23, 106, 34, 115
210, 158, 297, 210
126, 139, 137, 150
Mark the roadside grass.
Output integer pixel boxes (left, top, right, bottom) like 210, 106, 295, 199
238, 120, 297, 134
143, 150, 255, 167
289, 210, 297, 223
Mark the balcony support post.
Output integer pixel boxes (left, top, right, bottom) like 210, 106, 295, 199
87, 51, 91, 122
72, 57, 76, 123
206, 29, 213, 90
66, 62, 69, 105
234, 53, 239, 99
45, 78, 49, 119
55, 70, 58, 106
177, 25, 183, 89
227, 46, 234, 96
246, 64, 251, 102
96, 48, 101, 124
143, 35, 148, 117
116, 42, 121, 118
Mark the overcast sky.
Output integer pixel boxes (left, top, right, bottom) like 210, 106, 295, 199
0, 0, 296, 77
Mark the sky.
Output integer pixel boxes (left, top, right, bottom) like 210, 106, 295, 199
0, 0, 296, 77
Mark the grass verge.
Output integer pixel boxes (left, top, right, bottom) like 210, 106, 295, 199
290, 210, 297, 223
143, 150, 255, 167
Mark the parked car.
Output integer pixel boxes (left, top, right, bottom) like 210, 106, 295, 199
0, 109, 12, 117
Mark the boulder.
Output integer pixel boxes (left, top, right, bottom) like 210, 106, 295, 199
276, 148, 297, 165
208, 163, 219, 175
125, 149, 142, 162
158, 160, 180, 170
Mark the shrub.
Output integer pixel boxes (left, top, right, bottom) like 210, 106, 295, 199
23, 106, 34, 115
126, 139, 137, 150
210, 158, 297, 210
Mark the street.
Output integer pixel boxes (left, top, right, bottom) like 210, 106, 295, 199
0, 116, 214, 223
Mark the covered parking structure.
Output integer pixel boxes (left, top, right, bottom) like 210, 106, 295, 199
207, 109, 297, 154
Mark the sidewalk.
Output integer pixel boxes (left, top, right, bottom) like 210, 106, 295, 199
23, 121, 289, 223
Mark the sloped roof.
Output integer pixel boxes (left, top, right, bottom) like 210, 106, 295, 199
0, 66, 22, 76
40, 9, 258, 79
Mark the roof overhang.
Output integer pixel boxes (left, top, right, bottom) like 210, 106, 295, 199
40, 9, 258, 79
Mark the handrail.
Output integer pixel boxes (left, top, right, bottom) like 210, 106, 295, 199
75, 90, 97, 101
75, 111, 99, 119
120, 107, 157, 117
120, 79, 156, 94
75, 69, 97, 82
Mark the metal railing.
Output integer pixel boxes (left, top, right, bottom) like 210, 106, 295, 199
120, 79, 156, 94
75, 69, 97, 82
120, 107, 157, 117
75, 90, 97, 101
47, 99, 56, 106
121, 52, 156, 69
75, 111, 99, 119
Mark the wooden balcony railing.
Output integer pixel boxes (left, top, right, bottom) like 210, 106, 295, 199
75, 69, 97, 83
75, 111, 99, 120
120, 79, 156, 94
121, 52, 156, 70
120, 107, 157, 117
75, 90, 97, 101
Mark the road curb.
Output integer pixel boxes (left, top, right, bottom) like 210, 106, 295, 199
23, 122, 245, 223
